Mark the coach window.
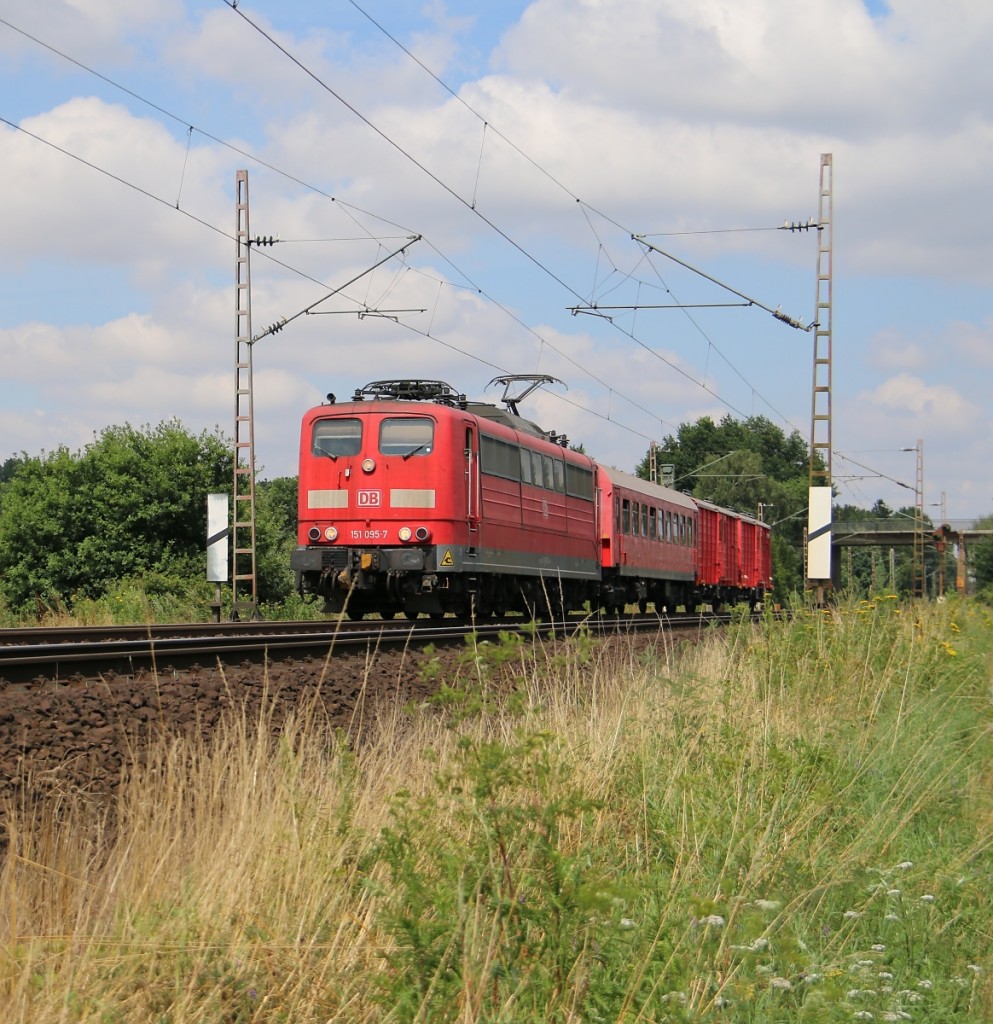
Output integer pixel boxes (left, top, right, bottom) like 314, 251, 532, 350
380, 417, 434, 457
664, 510, 671, 542
632, 501, 640, 536
642, 505, 649, 537
614, 496, 621, 533
313, 417, 362, 458
621, 498, 631, 534
649, 507, 657, 540
688, 520, 694, 546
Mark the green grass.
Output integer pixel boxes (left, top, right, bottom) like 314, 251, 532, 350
1, 596, 991, 1021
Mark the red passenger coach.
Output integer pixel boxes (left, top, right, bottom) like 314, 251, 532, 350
596, 466, 698, 613
291, 379, 600, 619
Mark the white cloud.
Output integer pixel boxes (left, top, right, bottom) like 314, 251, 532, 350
857, 372, 981, 434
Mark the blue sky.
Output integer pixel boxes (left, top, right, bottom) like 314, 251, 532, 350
1, 0, 991, 522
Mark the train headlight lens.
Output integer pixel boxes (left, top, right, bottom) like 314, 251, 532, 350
308, 527, 321, 542
361, 458, 376, 473
324, 526, 338, 541
398, 526, 413, 542
414, 526, 431, 542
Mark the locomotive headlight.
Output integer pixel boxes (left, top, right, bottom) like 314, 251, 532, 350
414, 526, 431, 542
324, 526, 338, 541
398, 526, 413, 542
361, 457, 376, 473
308, 527, 321, 542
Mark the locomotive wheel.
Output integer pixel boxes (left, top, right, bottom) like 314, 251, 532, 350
638, 598, 648, 614
404, 610, 419, 621
347, 608, 364, 621
380, 609, 396, 620
429, 611, 445, 621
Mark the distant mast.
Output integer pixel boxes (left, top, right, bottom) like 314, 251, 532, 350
806, 153, 833, 601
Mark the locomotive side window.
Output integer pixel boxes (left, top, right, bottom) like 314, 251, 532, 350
553, 459, 565, 493
313, 418, 362, 457
565, 463, 594, 500
380, 417, 434, 457
519, 448, 532, 484
480, 434, 520, 480
542, 455, 555, 490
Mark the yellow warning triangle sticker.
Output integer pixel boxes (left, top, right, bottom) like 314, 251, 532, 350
440, 549, 455, 567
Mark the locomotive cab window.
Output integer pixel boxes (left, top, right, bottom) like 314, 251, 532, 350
313, 418, 362, 458
380, 417, 434, 457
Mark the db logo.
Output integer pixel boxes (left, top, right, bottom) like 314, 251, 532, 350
357, 489, 382, 508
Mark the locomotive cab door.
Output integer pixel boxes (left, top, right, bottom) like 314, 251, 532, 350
464, 423, 480, 533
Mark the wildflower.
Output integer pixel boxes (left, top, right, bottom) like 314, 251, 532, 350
702, 914, 726, 927
804, 973, 823, 983
906, 991, 923, 1003
619, 918, 636, 929
872, 944, 887, 952
887, 889, 902, 897
884, 914, 900, 922
770, 977, 792, 990
754, 899, 782, 912
844, 910, 862, 920
919, 894, 935, 904
878, 972, 893, 980
917, 979, 932, 990
894, 861, 914, 870
967, 964, 983, 974
853, 1012, 875, 1020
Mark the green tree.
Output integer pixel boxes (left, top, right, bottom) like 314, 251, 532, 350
971, 512, 993, 594
255, 476, 299, 605
0, 421, 231, 612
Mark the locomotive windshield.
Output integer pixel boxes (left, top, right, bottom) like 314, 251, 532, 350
379, 417, 434, 458
312, 418, 362, 458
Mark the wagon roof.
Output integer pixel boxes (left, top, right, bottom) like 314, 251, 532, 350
597, 464, 697, 510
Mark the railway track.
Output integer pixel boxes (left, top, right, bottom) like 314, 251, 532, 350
0, 612, 730, 686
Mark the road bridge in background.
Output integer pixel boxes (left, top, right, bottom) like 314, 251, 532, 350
831, 520, 992, 595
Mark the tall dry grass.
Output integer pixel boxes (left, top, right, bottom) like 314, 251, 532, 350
1, 597, 991, 1021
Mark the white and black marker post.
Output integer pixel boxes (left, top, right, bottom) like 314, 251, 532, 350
207, 493, 230, 623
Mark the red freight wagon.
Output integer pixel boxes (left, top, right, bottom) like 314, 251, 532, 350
291, 379, 600, 619
696, 500, 771, 609
595, 465, 698, 613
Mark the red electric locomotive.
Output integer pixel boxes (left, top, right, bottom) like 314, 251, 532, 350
291, 377, 601, 619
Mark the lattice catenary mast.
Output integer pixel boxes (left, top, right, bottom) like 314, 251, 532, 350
232, 169, 258, 618
806, 153, 833, 600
